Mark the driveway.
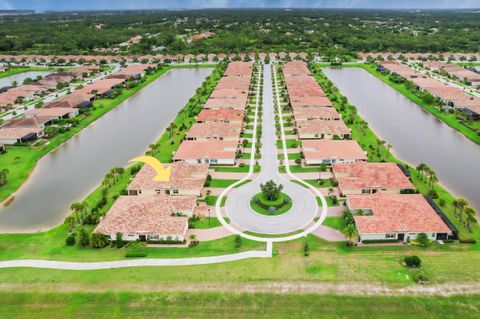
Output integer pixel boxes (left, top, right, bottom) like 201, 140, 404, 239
224, 64, 319, 235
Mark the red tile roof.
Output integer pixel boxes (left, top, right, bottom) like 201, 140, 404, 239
94, 195, 194, 236
333, 162, 414, 191
127, 163, 209, 192
186, 122, 242, 140
173, 140, 237, 161
303, 140, 367, 162
348, 193, 451, 234
196, 108, 244, 123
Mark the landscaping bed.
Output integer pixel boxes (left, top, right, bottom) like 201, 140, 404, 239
250, 192, 292, 216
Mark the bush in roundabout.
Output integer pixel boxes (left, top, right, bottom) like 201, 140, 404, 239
250, 180, 292, 216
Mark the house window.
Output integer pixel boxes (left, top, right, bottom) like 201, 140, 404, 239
172, 189, 179, 195
150, 234, 158, 240
362, 189, 370, 194
385, 233, 395, 239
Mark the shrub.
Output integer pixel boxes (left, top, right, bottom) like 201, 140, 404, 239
90, 233, 109, 248
235, 235, 242, 248
416, 233, 430, 247
413, 272, 429, 284
303, 241, 310, 257
404, 255, 422, 268
125, 241, 147, 257
77, 228, 90, 247
65, 235, 76, 246
115, 232, 124, 248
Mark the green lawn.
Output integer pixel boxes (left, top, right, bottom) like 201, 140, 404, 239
301, 178, 333, 188
209, 179, 240, 188
189, 217, 231, 229
280, 165, 320, 173
0, 66, 58, 79
333, 63, 480, 145
276, 139, 300, 149
2, 292, 480, 319
214, 165, 260, 173
323, 216, 345, 231
0, 223, 261, 262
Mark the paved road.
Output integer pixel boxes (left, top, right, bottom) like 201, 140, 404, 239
225, 64, 319, 234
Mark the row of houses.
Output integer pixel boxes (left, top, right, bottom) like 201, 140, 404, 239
422, 61, 480, 86
0, 65, 100, 108
0, 52, 313, 66
379, 61, 480, 119
93, 62, 256, 242
173, 61, 254, 165
94, 163, 210, 242
282, 61, 453, 243
0, 64, 154, 145
358, 52, 480, 61
282, 61, 362, 165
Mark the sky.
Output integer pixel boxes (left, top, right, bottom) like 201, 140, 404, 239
2, 0, 480, 11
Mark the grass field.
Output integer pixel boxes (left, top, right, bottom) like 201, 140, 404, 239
2, 292, 480, 319
0, 66, 56, 79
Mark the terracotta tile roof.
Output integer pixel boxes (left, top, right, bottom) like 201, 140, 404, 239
2, 116, 51, 128
291, 96, 332, 108
297, 119, 350, 136
348, 193, 451, 234
303, 140, 367, 162
24, 107, 77, 118
66, 65, 101, 76
209, 88, 248, 99
293, 106, 340, 120
173, 140, 237, 161
127, 163, 209, 192
94, 195, 194, 236
44, 93, 94, 108
196, 108, 244, 122
204, 97, 248, 109
0, 127, 43, 140
77, 78, 125, 95
107, 64, 155, 80
186, 122, 241, 140
333, 162, 414, 191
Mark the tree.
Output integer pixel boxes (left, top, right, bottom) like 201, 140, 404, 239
464, 207, 477, 232
234, 235, 242, 248
0, 168, 9, 186
416, 233, 429, 247
303, 240, 310, 256
342, 224, 358, 247
70, 201, 87, 224
457, 199, 469, 223
115, 232, 124, 248
260, 180, 283, 201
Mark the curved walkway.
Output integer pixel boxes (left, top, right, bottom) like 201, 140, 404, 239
215, 63, 328, 242
0, 242, 272, 270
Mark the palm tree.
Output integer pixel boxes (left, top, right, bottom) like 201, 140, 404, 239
464, 207, 476, 232
189, 234, 197, 243
70, 202, 87, 224
342, 224, 358, 247
452, 199, 460, 217
457, 199, 469, 223
429, 173, 438, 189
327, 187, 335, 199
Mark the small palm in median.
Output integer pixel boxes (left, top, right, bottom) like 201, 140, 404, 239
260, 180, 283, 201
342, 224, 358, 247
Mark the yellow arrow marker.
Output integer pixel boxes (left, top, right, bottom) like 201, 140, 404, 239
129, 156, 172, 182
